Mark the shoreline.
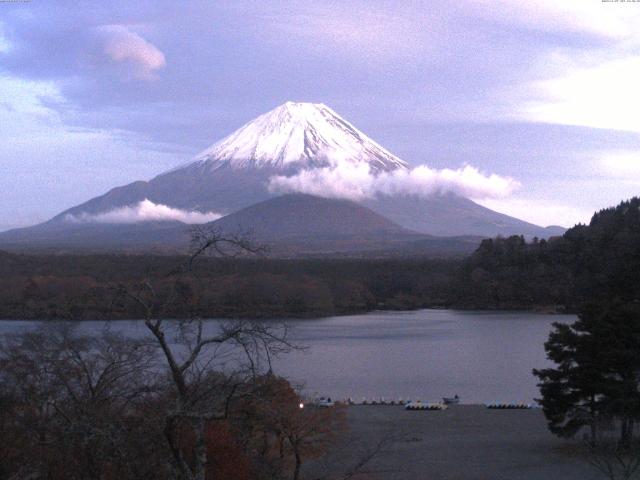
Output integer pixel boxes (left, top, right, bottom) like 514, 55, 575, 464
0, 305, 574, 322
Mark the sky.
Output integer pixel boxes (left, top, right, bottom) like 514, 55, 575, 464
1, 0, 640, 231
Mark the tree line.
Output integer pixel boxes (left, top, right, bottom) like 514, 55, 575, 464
0, 253, 461, 319
0, 240, 588, 321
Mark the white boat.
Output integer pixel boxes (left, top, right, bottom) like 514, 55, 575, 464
443, 395, 460, 405
314, 397, 335, 408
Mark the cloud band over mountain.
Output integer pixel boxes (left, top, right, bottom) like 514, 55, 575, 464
65, 199, 222, 224
268, 163, 520, 201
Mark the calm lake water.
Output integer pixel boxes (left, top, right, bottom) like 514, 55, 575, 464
0, 309, 574, 404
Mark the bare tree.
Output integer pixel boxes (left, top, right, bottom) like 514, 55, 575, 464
0, 322, 160, 479
117, 227, 294, 480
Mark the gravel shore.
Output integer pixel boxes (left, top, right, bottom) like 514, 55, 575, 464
306, 405, 601, 480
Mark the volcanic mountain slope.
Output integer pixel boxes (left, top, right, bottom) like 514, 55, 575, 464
0, 194, 481, 257
0, 101, 564, 250
52, 101, 408, 221
209, 194, 406, 239
207, 194, 481, 257
363, 194, 567, 238
0, 220, 189, 252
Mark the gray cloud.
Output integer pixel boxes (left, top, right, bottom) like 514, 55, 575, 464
0, 0, 609, 149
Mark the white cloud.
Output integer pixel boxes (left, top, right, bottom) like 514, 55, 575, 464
65, 199, 222, 224
268, 163, 520, 201
471, 0, 640, 134
468, 0, 640, 40
519, 55, 640, 133
0, 75, 63, 122
96, 25, 166, 80
598, 151, 640, 177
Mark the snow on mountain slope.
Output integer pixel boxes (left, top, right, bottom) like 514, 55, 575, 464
185, 102, 409, 172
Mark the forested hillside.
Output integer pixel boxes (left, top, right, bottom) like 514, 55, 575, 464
457, 197, 640, 310
2, 198, 638, 319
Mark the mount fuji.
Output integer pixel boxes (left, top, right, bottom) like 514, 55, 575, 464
0, 102, 564, 253
190, 101, 408, 171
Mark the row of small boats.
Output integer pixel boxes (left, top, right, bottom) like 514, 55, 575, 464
344, 395, 460, 406
405, 401, 448, 411
486, 402, 533, 409
316, 396, 534, 409
404, 400, 533, 411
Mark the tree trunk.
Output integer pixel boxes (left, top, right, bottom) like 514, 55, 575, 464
590, 397, 598, 445
193, 418, 208, 480
590, 419, 597, 446
620, 418, 631, 448
259, 430, 269, 456
293, 444, 301, 480
164, 417, 193, 480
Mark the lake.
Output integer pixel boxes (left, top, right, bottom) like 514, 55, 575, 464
0, 309, 573, 404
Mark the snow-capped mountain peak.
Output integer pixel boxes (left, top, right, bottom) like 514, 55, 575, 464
189, 102, 409, 172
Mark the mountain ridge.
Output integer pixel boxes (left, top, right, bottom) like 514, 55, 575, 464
0, 101, 566, 250
0, 194, 482, 257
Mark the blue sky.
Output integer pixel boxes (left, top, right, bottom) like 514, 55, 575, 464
1, 0, 640, 231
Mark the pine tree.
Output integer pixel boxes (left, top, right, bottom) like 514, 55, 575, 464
534, 302, 640, 445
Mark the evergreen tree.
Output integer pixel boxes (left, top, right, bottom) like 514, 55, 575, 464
534, 318, 607, 441
534, 302, 640, 445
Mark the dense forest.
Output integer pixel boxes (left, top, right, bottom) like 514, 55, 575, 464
1, 198, 639, 320
458, 197, 640, 311
0, 253, 458, 319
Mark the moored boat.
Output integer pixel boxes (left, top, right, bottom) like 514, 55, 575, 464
443, 395, 460, 405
